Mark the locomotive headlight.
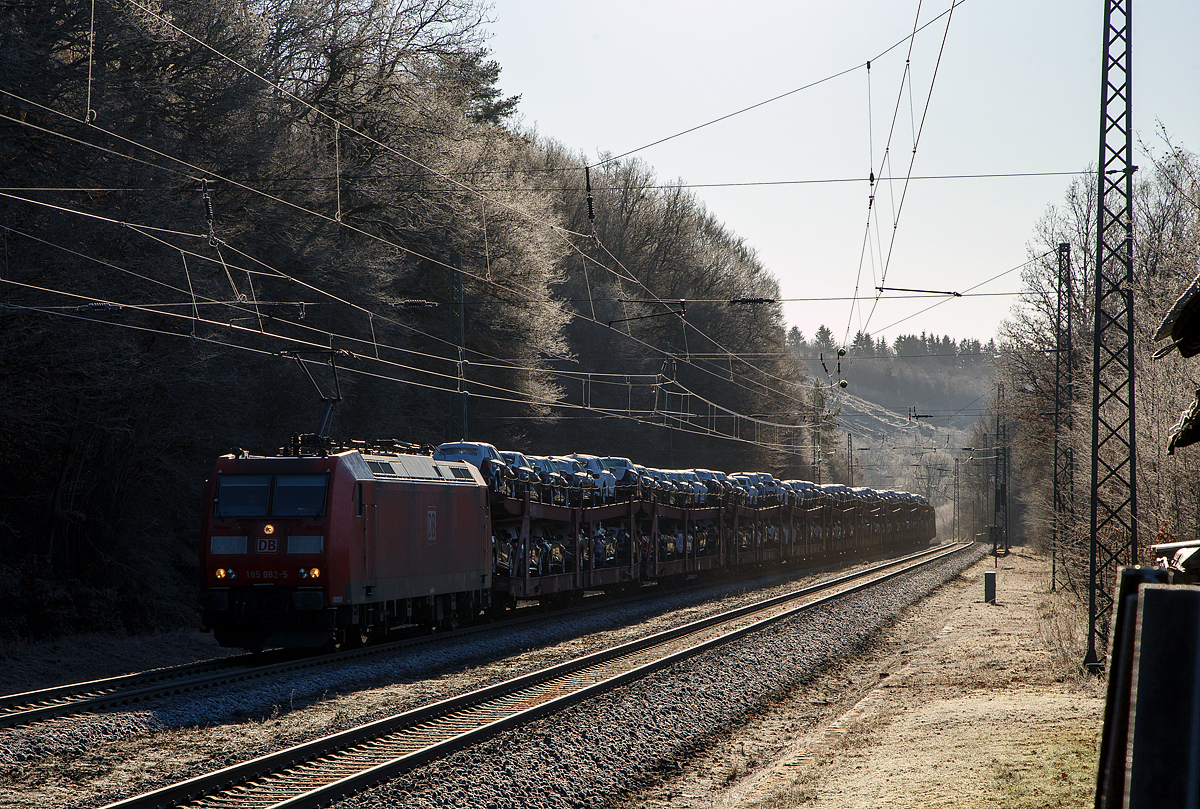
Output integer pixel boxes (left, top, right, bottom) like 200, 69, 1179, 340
309, 567, 321, 579
263, 524, 276, 535
215, 567, 236, 580
215, 568, 226, 580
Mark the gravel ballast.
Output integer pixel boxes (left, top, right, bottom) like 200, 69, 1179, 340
1, 547, 969, 808
1, 559, 882, 764
335, 544, 986, 809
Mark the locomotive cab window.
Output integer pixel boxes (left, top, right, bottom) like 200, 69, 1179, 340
214, 473, 328, 518
272, 474, 328, 516
215, 474, 271, 518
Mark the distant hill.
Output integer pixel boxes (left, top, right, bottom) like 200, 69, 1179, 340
789, 327, 996, 504
790, 326, 995, 429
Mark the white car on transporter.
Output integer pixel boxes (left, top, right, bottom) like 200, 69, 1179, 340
568, 453, 618, 500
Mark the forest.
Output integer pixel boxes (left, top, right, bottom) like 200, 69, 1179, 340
0, 0, 825, 637
986, 145, 1200, 602
5, 0, 1197, 643
788, 326, 995, 428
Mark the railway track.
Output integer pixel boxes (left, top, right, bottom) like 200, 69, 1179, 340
0, 643, 443, 731
0, 655, 262, 730
0, 550, 894, 730
0, 615, 516, 730
100, 542, 971, 809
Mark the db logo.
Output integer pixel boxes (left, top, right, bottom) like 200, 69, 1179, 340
427, 507, 437, 543
257, 537, 278, 553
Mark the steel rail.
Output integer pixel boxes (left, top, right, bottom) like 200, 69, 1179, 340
0, 546, 901, 729
0, 656, 261, 729
0, 621, 535, 729
0, 617, 534, 729
101, 542, 971, 809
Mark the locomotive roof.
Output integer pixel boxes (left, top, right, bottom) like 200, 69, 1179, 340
217, 450, 483, 485
360, 452, 484, 484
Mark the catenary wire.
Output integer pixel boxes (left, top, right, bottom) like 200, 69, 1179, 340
871, 250, 1052, 335
2, 123, 1003, 446
858, 0, 960, 339
4, 5, 993, 448
0, 273, 576, 406
1, 297, 823, 454
1, 181, 804, 415
590, 0, 970, 168
0, 102, 588, 373
3, 83, 803, 410
107, 0, 979, 405
4, 19, 992, 414
118, 0, 595, 244
1, 217, 528, 375
0, 169, 1093, 194
4, 223, 827, 437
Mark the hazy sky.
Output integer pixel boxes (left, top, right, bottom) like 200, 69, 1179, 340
486, 0, 1200, 346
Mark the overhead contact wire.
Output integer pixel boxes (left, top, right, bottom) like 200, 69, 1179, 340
2, 3, 967, 447
860, 0, 961, 338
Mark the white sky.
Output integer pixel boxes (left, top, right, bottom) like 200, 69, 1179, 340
486, 0, 1200, 346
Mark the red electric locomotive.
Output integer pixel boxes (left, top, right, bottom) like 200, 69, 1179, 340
199, 437, 938, 651
200, 447, 492, 651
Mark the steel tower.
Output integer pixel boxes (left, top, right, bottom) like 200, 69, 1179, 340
1052, 243, 1076, 592
1085, 0, 1138, 671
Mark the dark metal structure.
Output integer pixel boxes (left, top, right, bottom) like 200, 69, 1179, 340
452, 252, 468, 441
953, 457, 960, 541
993, 405, 1009, 557
1053, 243, 1076, 592
1086, 0, 1138, 672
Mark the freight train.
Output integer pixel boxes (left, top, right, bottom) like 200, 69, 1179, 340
199, 441, 936, 651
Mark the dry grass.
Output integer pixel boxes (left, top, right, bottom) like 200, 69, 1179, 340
1035, 576, 1108, 697
746, 713, 893, 808
728, 552, 1105, 809
987, 723, 1099, 808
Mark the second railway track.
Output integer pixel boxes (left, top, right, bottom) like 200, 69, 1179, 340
0, 549, 907, 731
101, 542, 973, 809
0, 644, 407, 731
0, 655, 259, 730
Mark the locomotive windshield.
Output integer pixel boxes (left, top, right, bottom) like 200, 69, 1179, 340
214, 475, 270, 517
272, 474, 327, 516
214, 473, 328, 518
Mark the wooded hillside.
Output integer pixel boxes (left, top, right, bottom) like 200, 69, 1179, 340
788, 327, 995, 429
0, 0, 813, 636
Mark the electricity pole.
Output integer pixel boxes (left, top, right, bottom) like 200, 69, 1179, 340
1053, 242, 1076, 592
811, 387, 822, 484
953, 457, 960, 541
1085, 0, 1138, 673
993, 387, 1008, 556
452, 252, 468, 441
